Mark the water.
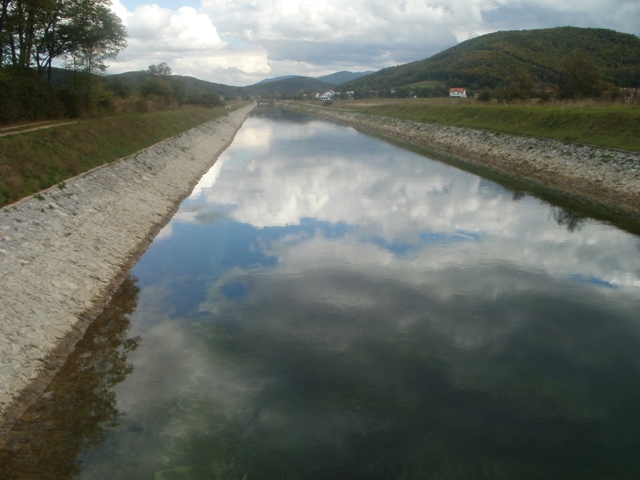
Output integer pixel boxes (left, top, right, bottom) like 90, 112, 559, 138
2, 109, 640, 479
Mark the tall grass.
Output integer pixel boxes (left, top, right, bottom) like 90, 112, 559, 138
0, 105, 244, 207
336, 98, 640, 153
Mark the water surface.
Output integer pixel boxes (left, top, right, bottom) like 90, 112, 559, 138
2, 109, 640, 479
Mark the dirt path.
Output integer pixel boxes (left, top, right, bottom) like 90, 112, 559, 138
0, 121, 78, 137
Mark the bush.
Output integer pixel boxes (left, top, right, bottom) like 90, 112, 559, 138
56, 88, 84, 117
185, 92, 224, 108
105, 77, 133, 98
0, 67, 65, 123
134, 99, 149, 113
95, 88, 116, 114
478, 89, 492, 102
138, 77, 174, 98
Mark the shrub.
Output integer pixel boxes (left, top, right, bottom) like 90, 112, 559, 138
478, 89, 493, 102
0, 67, 65, 123
185, 92, 224, 108
138, 77, 174, 98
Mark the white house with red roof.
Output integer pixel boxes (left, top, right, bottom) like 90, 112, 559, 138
449, 87, 467, 98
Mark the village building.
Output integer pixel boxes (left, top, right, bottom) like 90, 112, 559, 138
317, 90, 336, 101
449, 87, 467, 98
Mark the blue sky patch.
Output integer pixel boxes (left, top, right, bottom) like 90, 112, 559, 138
570, 275, 618, 289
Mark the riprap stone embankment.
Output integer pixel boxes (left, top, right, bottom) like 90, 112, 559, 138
284, 102, 640, 219
0, 104, 254, 440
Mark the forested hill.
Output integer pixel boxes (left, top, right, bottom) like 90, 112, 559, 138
344, 27, 640, 93
243, 76, 334, 97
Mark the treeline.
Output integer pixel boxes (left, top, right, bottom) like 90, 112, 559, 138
0, 0, 126, 123
107, 62, 225, 113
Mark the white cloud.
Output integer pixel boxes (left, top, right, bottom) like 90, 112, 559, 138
110, 0, 640, 85
108, 1, 269, 84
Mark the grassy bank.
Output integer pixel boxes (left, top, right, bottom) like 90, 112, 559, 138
0, 104, 246, 207
332, 99, 640, 153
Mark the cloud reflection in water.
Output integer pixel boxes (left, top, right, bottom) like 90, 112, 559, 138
76, 110, 640, 479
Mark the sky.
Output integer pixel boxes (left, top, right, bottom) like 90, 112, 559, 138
107, 1, 640, 86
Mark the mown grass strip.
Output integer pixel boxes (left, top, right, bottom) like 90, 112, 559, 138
0, 105, 245, 207
338, 100, 640, 153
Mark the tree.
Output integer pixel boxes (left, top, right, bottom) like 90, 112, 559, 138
0, 0, 11, 65
0, 0, 126, 79
148, 61, 171, 77
63, 1, 127, 77
62, 1, 126, 112
558, 52, 603, 99
504, 68, 533, 101
1, 1, 90, 67
34, 0, 69, 80
0, 0, 127, 120
477, 89, 492, 102
138, 76, 173, 98
2, 0, 51, 69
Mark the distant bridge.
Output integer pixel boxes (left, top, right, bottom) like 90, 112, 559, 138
256, 99, 277, 106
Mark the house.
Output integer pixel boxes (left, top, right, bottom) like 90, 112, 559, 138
449, 87, 467, 98
318, 90, 335, 101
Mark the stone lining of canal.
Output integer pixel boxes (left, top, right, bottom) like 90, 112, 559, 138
0, 104, 254, 441
2, 100, 640, 445
2, 106, 640, 478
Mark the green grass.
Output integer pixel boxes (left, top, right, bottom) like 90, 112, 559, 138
335, 99, 640, 153
0, 104, 245, 207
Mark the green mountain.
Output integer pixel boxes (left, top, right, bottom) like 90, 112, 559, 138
343, 27, 640, 93
105, 71, 244, 99
316, 71, 374, 84
256, 71, 371, 87
169, 75, 245, 99
102, 71, 335, 99
49, 27, 640, 101
243, 76, 334, 97
255, 75, 299, 85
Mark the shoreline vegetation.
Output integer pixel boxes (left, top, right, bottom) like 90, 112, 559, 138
333, 98, 640, 153
283, 99, 640, 225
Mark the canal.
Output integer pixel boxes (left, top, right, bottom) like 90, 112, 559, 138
2, 108, 640, 479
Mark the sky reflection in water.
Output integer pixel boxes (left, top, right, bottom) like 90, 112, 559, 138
77, 109, 640, 479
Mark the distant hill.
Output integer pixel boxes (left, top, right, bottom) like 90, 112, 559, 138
316, 71, 374, 85
54, 27, 640, 102
170, 75, 245, 99
256, 71, 371, 86
44, 67, 78, 88
255, 75, 299, 85
105, 71, 244, 99
244, 76, 335, 97
103, 72, 337, 99
343, 27, 640, 93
